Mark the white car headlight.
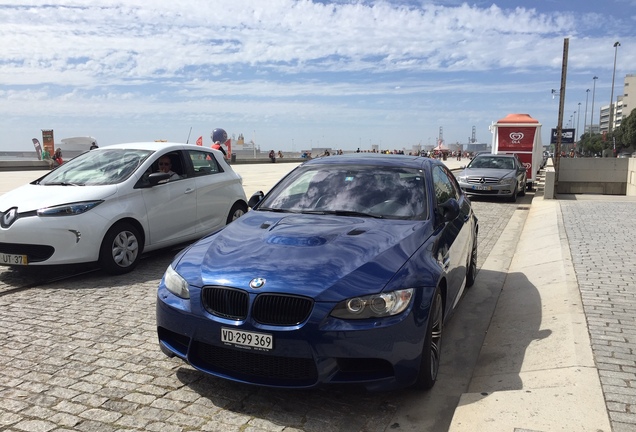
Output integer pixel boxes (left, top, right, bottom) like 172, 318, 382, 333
330, 288, 414, 319
37, 200, 103, 216
163, 265, 190, 299
458, 176, 467, 182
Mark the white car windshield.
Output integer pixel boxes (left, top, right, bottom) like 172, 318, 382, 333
258, 164, 427, 220
38, 149, 153, 186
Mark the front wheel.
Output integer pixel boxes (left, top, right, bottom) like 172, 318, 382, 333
466, 237, 477, 288
99, 222, 142, 275
412, 287, 443, 390
226, 202, 248, 224
508, 185, 518, 202
519, 180, 527, 197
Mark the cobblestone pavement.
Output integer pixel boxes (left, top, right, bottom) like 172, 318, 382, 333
560, 197, 636, 432
0, 190, 520, 431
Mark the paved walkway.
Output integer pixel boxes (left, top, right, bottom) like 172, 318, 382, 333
449, 165, 636, 431
560, 195, 636, 432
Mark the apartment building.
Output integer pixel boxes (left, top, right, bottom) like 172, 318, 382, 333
600, 74, 635, 134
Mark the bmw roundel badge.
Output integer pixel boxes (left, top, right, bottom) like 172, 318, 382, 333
249, 278, 266, 289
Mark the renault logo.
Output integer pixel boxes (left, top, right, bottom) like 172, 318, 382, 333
249, 278, 266, 289
2, 208, 17, 228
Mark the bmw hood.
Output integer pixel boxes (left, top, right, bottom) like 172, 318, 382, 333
174, 211, 432, 302
0, 183, 118, 213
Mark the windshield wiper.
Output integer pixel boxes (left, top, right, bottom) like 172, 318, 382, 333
42, 182, 85, 186
302, 210, 384, 219
257, 207, 298, 213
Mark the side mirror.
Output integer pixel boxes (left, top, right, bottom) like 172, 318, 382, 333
438, 198, 460, 222
148, 172, 171, 185
248, 191, 265, 208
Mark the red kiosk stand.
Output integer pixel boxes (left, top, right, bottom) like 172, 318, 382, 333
490, 113, 543, 190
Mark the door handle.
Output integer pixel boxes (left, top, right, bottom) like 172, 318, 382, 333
184, 188, 194, 194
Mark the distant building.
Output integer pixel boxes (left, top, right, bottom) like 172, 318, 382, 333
599, 74, 635, 134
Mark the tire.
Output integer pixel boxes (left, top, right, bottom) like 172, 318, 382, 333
466, 236, 477, 288
508, 185, 518, 202
99, 222, 142, 275
412, 287, 443, 390
226, 202, 248, 224
519, 180, 526, 197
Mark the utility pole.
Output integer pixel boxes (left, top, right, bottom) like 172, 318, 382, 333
554, 38, 569, 191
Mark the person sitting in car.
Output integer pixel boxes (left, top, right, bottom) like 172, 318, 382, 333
157, 156, 180, 181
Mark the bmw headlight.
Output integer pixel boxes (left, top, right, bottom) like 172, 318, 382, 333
37, 200, 103, 216
498, 177, 515, 185
163, 265, 190, 299
330, 288, 414, 319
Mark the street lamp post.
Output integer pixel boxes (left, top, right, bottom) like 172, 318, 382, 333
590, 76, 598, 136
577, 103, 581, 154
584, 89, 589, 136
609, 41, 621, 134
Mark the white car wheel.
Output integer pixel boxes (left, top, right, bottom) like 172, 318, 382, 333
99, 222, 142, 274
226, 202, 248, 224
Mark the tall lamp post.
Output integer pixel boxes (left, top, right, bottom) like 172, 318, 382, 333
609, 41, 621, 134
577, 102, 581, 154
590, 76, 599, 135
583, 89, 590, 136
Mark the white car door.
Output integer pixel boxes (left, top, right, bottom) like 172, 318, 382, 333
141, 151, 197, 245
187, 149, 234, 234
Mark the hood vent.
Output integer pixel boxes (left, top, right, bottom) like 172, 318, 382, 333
347, 228, 367, 236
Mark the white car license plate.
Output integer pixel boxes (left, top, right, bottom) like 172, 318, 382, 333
221, 327, 273, 350
0, 253, 28, 265
472, 185, 492, 191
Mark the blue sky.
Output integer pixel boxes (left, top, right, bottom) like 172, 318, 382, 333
1, 0, 635, 153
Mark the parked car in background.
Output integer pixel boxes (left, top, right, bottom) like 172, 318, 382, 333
157, 153, 479, 391
541, 151, 551, 168
457, 153, 527, 202
0, 142, 247, 274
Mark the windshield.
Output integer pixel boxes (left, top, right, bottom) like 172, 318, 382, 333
38, 149, 153, 186
468, 156, 515, 170
258, 164, 427, 220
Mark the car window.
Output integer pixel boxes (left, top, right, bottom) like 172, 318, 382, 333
259, 164, 427, 219
37, 149, 152, 186
432, 166, 458, 205
469, 156, 515, 170
188, 150, 222, 177
153, 152, 186, 179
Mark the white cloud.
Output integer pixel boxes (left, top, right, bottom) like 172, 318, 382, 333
0, 0, 634, 150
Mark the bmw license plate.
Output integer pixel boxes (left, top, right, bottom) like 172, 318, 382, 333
221, 327, 273, 351
472, 185, 492, 191
0, 253, 28, 265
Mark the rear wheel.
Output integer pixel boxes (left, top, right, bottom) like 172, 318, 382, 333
226, 202, 248, 224
412, 287, 443, 390
99, 222, 142, 275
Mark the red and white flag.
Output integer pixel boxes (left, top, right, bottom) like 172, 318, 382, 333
195, 136, 203, 146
